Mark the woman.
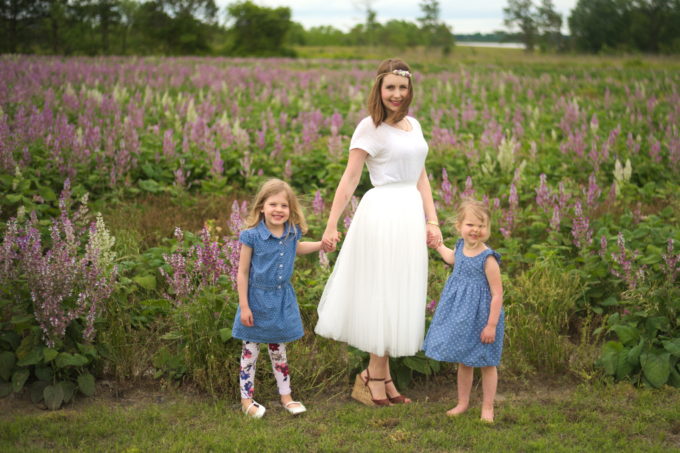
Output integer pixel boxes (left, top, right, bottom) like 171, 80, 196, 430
315, 58, 441, 406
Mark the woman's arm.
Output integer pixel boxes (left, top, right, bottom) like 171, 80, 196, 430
416, 168, 442, 248
236, 244, 254, 327
480, 256, 503, 344
322, 148, 368, 251
297, 241, 322, 255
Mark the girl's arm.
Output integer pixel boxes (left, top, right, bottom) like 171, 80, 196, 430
416, 168, 442, 248
236, 244, 254, 327
322, 148, 368, 251
297, 241, 322, 255
436, 243, 455, 265
480, 256, 503, 344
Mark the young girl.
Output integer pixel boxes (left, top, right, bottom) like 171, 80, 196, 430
423, 199, 504, 422
232, 178, 322, 418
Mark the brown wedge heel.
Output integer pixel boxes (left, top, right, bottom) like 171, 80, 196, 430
350, 369, 391, 406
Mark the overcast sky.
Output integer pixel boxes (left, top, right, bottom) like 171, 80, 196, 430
216, 1, 578, 34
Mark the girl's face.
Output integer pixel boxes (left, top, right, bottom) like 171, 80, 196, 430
261, 190, 290, 229
380, 73, 409, 116
457, 211, 489, 247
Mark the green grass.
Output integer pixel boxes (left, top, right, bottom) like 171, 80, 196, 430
2, 381, 679, 452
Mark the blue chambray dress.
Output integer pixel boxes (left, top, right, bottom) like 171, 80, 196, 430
231, 221, 304, 344
423, 239, 504, 367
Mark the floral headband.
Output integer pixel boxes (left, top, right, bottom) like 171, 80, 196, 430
377, 69, 412, 80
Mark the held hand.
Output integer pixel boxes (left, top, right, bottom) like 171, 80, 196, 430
426, 223, 442, 249
240, 307, 254, 327
322, 227, 341, 252
480, 325, 496, 344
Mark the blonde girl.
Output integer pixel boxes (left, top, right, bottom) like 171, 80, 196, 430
423, 199, 504, 422
232, 178, 322, 418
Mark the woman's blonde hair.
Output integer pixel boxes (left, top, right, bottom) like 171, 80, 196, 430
367, 58, 414, 127
455, 199, 491, 242
245, 178, 308, 235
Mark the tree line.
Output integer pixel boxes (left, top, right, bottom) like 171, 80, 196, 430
2, 0, 680, 55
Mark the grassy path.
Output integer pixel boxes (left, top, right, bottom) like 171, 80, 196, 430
1, 381, 679, 452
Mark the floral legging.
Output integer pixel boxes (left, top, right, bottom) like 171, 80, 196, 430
239, 341, 291, 399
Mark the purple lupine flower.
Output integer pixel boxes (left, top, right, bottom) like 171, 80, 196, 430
426, 299, 438, 314
312, 190, 324, 215
571, 201, 592, 249
343, 196, 359, 229
440, 168, 454, 206
284, 159, 292, 180
462, 176, 475, 199
662, 239, 680, 281
599, 235, 608, 258
610, 232, 644, 290
211, 150, 224, 177
550, 205, 561, 232
319, 250, 330, 269
584, 173, 601, 210
535, 174, 552, 212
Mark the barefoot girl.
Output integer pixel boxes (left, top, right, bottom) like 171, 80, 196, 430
232, 179, 322, 418
423, 199, 504, 422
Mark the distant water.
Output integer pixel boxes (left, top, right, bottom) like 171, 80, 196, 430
457, 41, 525, 49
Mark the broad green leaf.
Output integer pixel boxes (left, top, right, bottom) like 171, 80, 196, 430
17, 347, 43, 367
15, 334, 38, 360
133, 275, 157, 290
35, 365, 54, 382
219, 328, 232, 342
615, 351, 634, 380
43, 348, 59, 363
77, 343, 98, 358
43, 384, 65, 410
402, 355, 431, 375
645, 316, 669, 335
626, 341, 643, 366
669, 364, 680, 388
662, 339, 680, 356
30, 381, 49, 404
0, 331, 20, 350
59, 381, 78, 403
640, 352, 671, 388
12, 368, 30, 393
611, 325, 639, 346
77, 373, 96, 396
0, 351, 16, 381
55, 352, 89, 368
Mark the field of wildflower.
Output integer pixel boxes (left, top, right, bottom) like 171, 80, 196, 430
1, 54, 679, 411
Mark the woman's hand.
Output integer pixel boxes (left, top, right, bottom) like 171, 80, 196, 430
426, 223, 442, 248
240, 306, 254, 327
322, 226, 341, 252
480, 324, 496, 344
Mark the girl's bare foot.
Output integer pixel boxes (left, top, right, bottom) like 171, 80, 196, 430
446, 404, 468, 417
480, 406, 494, 423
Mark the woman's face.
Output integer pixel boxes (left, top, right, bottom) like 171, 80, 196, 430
380, 73, 409, 116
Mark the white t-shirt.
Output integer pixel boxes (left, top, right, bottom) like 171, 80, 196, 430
349, 116, 429, 187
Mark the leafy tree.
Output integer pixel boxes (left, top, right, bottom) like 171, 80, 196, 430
226, 0, 294, 56
0, 0, 50, 53
503, 0, 539, 51
568, 0, 633, 52
418, 0, 455, 51
536, 0, 563, 50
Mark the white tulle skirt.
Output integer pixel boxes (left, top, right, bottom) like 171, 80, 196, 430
315, 183, 428, 357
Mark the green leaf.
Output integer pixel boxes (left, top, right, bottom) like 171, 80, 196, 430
30, 381, 49, 404
219, 328, 232, 342
626, 341, 643, 366
35, 365, 54, 382
611, 325, 639, 346
0, 351, 16, 381
43, 348, 59, 363
0, 331, 20, 350
138, 179, 161, 193
43, 384, 65, 410
77, 343, 98, 358
17, 347, 43, 367
12, 368, 30, 393
640, 352, 671, 388
662, 339, 680, 356
55, 353, 89, 368
0, 382, 12, 398
15, 334, 38, 361
402, 355, 431, 375
133, 275, 157, 290
645, 316, 669, 335
669, 364, 680, 388
77, 373, 96, 396
59, 381, 78, 403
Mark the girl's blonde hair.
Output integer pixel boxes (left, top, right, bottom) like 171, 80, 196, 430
367, 58, 414, 127
245, 178, 308, 235
455, 199, 491, 242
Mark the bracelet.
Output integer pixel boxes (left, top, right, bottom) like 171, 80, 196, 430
426, 220, 440, 227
